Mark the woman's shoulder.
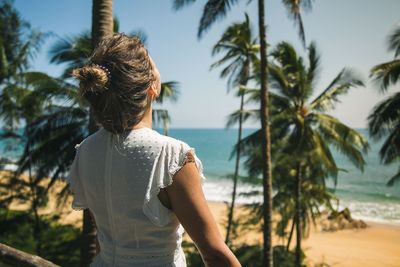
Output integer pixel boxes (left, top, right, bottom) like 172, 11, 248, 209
153, 130, 191, 151
73, 128, 108, 150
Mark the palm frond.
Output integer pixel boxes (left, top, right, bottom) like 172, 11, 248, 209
306, 41, 320, 87
368, 91, 400, 139
225, 108, 259, 128
172, 0, 197, 11
387, 167, 400, 186
378, 122, 400, 165
48, 32, 92, 77
156, 81, 180, 104
198, 0, 239, 39
309, 68, 364, 112
370, 59, 400, 93
152, 109, 171, 135
388, 25, 400, 57
281, 0, 313, 47
313, 113, 369, 173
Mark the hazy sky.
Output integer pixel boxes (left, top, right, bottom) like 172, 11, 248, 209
14, 0, 400, 128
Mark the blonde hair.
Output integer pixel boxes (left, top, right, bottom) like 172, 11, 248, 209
72, 33, 156, 133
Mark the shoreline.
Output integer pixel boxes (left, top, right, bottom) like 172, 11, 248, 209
3, 176, 400, 267
205, 201, 400, 267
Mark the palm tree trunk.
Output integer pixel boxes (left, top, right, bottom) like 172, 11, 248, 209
295, 163, 303, 267
27, 133, 42, 256
286, 213, 296, 251
91, 0, 114, 46
258, 0, 273, 266
225, 92, 245, 245
81, 1, 113, 266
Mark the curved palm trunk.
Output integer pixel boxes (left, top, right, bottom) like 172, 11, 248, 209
225, 92, 245, 245
258, 0, 273, 266
81, 1, 113, 266
27, 130, 42, 256
295, 163, 303, 267
286, 213, 296, 251
29, 167, 42, 257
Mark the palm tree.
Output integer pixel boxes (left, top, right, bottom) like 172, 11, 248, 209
172, 1, 314, 265
272, 153, 336, 252
0, 72, 80, 256
0, 0, 46, 136
210, 12, 259, 245
268, 41, 368, 266
368, 25, 400, 186
0, 0, 46, 85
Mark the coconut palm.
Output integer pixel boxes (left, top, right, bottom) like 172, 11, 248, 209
0, 0, 46, 85
229, 40, 370, 265
368, 25, 400, 186
0, 0, 46, 136
240, 41, 369, 266
172, 1, 314, 264
172, 0, 311, 47
210, 12, 259, 245
0, 71, 81, 256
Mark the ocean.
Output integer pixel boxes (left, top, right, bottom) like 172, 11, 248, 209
2, 128, 399, 225
163, 128, 400, 225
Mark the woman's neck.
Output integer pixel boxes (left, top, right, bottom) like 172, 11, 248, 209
132, 105, 153, 129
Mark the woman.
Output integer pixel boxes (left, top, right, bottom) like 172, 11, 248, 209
67, 33, 241, 267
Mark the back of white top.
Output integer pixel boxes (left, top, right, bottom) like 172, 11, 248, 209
66, 127, 206, 266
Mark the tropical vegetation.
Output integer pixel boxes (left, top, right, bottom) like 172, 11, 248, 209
368, 24, 400, 187
210, 12, 259, 246
0, 0, 395, 267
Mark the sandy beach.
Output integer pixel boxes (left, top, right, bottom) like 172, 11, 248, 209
54, 202, 400, 267
5, 177, 400, 267
204, 201, 400, 267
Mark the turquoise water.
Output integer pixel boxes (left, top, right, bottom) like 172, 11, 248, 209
2, 128, 399, 224
163, 128, 400, 225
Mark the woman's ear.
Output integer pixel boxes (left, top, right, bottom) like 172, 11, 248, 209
147, 84, 158, 101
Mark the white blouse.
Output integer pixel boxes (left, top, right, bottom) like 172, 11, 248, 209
65, 127, 206, 267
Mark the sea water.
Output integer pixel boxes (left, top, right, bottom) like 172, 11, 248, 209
2, 128, 399, 225
164, 128, 400, 225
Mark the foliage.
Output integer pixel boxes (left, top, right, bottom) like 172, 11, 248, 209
210, 12, 259, 245
368, 24, 400, 186
0, 208, 81, 266
0, 0, 46, 84
172, 0, 312, 46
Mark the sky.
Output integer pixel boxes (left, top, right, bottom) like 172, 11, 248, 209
13, 0, 400, 129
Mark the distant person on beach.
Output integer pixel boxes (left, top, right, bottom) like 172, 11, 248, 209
67, 33, 241, 267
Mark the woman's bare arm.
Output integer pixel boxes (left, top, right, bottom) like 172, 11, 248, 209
165, 158, 241, 267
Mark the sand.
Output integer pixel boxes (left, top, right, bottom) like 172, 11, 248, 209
4, 176, 400, 267
205, 201, 400, 267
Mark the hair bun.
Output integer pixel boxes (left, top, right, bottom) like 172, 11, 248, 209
72, 65, 110, 94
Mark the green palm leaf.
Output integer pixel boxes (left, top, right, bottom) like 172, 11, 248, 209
387, 168, 400, 186
368, 91, 400, 139
370, 59, 400, 93
281, 0, 313, 47
309, 68, 364, 112
225, 108, 259, 128
388, 25, 400, 57
156, 81, 180, 104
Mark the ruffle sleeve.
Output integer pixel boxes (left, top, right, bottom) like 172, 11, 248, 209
143, 140, 206, 227
64, 142, 89, 211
